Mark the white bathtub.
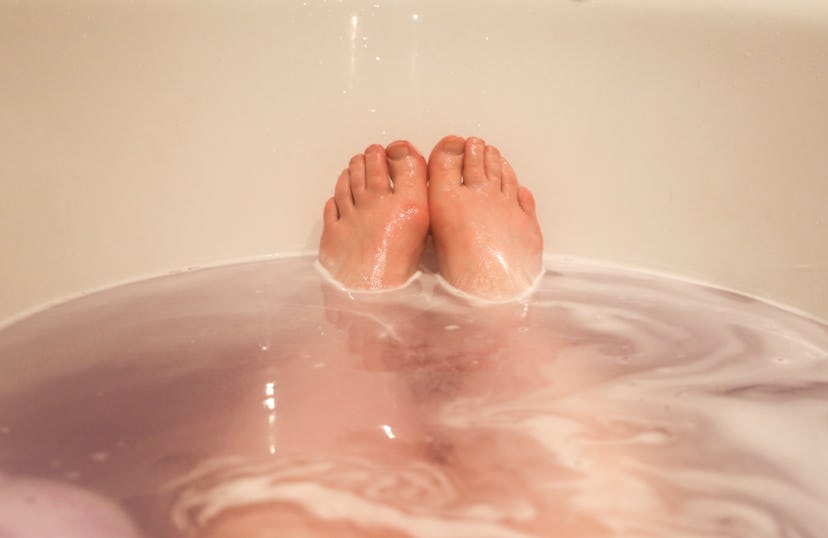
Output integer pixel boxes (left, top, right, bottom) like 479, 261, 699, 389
1, 0, 827, 325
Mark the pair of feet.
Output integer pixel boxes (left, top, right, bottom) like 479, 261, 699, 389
319, 135, 544, 301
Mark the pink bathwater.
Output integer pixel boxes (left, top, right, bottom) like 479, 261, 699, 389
1, 256, 826, 537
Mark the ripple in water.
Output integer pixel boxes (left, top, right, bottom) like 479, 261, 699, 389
0, 256, 826, 537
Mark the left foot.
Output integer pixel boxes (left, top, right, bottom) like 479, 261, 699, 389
319, 142, 430, 290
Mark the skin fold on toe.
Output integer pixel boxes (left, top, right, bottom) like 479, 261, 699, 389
427, 135, 544, 301
319, 141, 430, 291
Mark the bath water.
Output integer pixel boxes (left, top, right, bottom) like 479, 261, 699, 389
0, 256, 826, 538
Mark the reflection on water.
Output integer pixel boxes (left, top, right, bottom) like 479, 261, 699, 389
0, 256, 826, 537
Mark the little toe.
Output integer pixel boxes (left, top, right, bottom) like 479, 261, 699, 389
334, 168, 354, 216
349, 153, 367, 203
428, 135, 465, 192
484, 144, 503, 188
462, 137, 488, 187
517, 185, 537, 216
323, 197, 339, 224
364, 144, 392, 194
386, 140, 427, 199
501, 159, 519, 200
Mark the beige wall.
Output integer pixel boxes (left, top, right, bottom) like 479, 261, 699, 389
2, 0, 827, 325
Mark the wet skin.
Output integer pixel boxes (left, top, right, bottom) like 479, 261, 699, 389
319, 136, 544, 300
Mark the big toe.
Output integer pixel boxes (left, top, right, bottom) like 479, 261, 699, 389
386, 140, 427, 199
428, 135, 465, 192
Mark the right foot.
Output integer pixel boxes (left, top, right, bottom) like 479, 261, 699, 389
319, 142, 430, 290
428, 135, 543, 301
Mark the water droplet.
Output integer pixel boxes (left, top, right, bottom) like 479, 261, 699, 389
259, 343, 270, 351
412, 13, 420, 21
375, 55, 381, 62
637, 431, 670, 444
444, 324, 460, 331
90, 451, 110, 462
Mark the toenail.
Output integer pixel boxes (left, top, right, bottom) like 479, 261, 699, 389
387, 144, 410, 160
444, 138, 465, 155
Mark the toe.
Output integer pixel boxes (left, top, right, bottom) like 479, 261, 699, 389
428, 135, 465, 192
334, 168, 354, 215
348, 153, 365, 205
517, 185, 537, 216
323, 197, 339, 224
484, 144, 503, 188
364, 144, 392, 194
462, 137, 487, 187
349, 153, 367, 203
386, 140, 427, 199
501, 159, 519, 200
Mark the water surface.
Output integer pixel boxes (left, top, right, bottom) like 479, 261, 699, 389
1, 256, 826, 537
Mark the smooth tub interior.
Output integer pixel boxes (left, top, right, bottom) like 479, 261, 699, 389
1, 0, 827, 324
